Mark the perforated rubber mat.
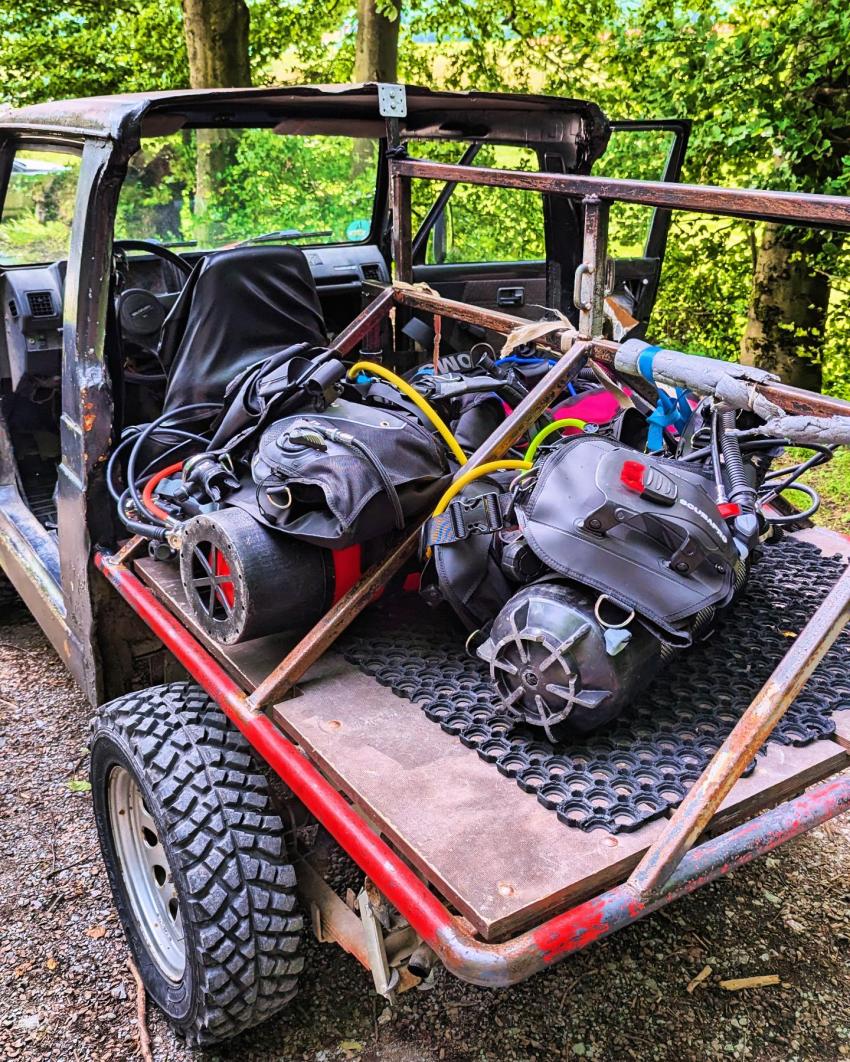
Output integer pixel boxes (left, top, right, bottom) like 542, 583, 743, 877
341, 536, 850, 834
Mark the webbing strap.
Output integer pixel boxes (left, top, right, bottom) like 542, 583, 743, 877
637, 345, 693, 451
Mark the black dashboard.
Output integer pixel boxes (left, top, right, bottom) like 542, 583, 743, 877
1, 262, 66, 389
0, 241, 390, 391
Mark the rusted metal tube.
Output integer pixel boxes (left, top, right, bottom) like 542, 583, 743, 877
463, 338, 589, 468
390, 285, 576, 354
246, 522, 423, 708
391, 170, 413, 284
628, 562, 850, 898
576, 196, 609, 338
388, 285, 850, 421
439, 775, 850, 986
393, 157, 850, 230
246, 335, 591, 709
330, 286, 394, 357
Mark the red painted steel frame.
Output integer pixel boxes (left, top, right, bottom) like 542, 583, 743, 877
94, 550, 850, 987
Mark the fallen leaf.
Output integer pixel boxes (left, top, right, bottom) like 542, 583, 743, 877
686, 964, 712, 993
339, 1040, 364, 1058
85, 926, 106, 940
67, 780, 92, 793
719, 974, 780, 991
46, 957, 58, 971
781, 630, 797, 638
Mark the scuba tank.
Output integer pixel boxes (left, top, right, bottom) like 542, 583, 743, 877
427, 434, 748, 737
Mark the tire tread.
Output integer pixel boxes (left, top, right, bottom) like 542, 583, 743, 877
93, 681, 302, 1045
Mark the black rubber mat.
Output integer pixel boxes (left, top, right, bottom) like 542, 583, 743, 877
341, 535, 850, 834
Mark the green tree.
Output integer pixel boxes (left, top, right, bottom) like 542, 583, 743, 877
354, 0, 401, 83
593, 0, 850, 388
0, 0, 188, 103
181, 0, 251, 88
179, 0, 252, 236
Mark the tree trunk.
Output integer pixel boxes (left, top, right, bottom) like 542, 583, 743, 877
740, 223, 828, 391
180, 0, 251, 240
181, 0, 251, 88
354, 0, 401, 83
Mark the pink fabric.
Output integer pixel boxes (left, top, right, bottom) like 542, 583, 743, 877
552, 390, 623, 433
500, 386, 632, 435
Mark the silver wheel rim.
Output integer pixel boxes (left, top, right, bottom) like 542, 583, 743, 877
108, 766, 186, 982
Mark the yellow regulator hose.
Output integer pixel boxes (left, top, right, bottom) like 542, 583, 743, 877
347, 361, 468, 466
432, 460, 532, 517
426, 459, 532, 558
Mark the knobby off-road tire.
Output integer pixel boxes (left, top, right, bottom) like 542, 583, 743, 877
90, 682, 304, 1045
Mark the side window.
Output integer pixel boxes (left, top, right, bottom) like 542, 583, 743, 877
412, 143, 545, 265
0, 147, 83, 266
592, 128, 676, 257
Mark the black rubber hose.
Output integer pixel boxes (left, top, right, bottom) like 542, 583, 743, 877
116, 488, 168, 539
719, 409, 757, 511
106, 433, 139, 505
710, 410, 727, 502
761, 482, 821, 525
347, 436, 406, 530
681, 437, 790, 463
107, 426, 210, 505
126, 403, 221, 525
121, 516, 168, 540
760, 443, 835, 501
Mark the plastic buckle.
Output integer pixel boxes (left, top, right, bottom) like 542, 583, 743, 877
447, 491, 506, 541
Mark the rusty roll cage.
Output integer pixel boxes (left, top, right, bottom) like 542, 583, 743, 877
387, 150, 850, 898
99, 149, 850, 985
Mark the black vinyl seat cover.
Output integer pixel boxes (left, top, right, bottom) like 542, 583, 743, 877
158, 245, 328, 412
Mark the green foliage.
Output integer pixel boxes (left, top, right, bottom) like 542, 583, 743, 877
0, 0, 848, 397
785, 446, 850, 534
217, 132, 378, 243
411, 143, 544, 263
534, 0, 850, 389
649, 217, 752, 363
0, 1, 188, 103
0, 150, 82, 265
249, 0, 357, 84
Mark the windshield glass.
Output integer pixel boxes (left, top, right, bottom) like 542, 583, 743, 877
115, 129, 379, 250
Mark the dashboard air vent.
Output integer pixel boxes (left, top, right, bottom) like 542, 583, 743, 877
361, 263, 383, 283
7, 299, 17, 318
27, 291, 55, 318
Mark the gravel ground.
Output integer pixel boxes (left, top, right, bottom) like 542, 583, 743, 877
2, 601, 850, 1062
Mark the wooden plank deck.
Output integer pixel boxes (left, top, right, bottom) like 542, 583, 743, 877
272, 654, 668, 939
133, 523, 850, 940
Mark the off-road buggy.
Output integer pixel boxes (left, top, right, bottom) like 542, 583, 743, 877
1, 83, 850, 1046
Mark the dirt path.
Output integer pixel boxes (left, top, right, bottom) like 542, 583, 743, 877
1, 606, 849, 1062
